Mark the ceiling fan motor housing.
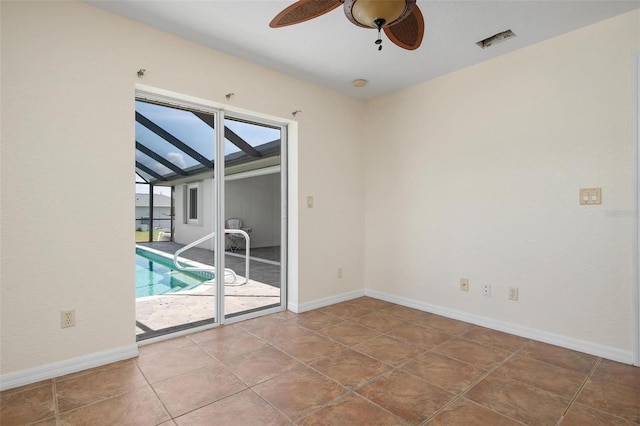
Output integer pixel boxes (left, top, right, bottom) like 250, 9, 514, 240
344, 0, 416, 29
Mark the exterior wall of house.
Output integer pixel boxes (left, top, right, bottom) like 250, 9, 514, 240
225, 172, 282, 249
364, 10, 639, 361
174, 178, 216, 251
170, 172, 281, 250
1, 1, 365, 376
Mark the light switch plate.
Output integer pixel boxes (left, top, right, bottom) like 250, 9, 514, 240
579, 188, 601, 205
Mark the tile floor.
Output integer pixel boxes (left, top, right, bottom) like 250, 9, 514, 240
2, 297, 639, 425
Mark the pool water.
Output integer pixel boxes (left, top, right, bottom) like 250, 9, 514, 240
135, 248, 213, 298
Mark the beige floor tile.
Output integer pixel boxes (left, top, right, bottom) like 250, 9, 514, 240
348, 311, 408, 333
247, 321, 313, 345
562, 402, 635, 425
58, 386, 170, 426
137, 336, 198, 359
461, 327, 529, 352
427, 398, 521, 425
187, 323, 242, 343
434, 338, 511, 370
0, 383, 55, 425
196, 327, 270, 361
356, 370, 455, 425
591, 359, 640, 390
29, 417, 58, 425
402, 352, 486, 394
316, 321, 381, 347
576, 376, 640, 423
269, 310, 298, 320
346, 296, 395, 311
494, 355, 588, 399
316, 302, 374, 320
252, 367, 346, 420
412, 314, 474, 335
56, 360, 149, 413
465, 374, 569, 425
236, 313, 285, 332
286, 310, 345, 330
152, 364, 247, 417
353, 335, 424, 366
275, 332, 345, 362
386, 322, 452, 349
135, 343, 218, 383
384, 305, 429, 322
309, 349, 392, 389
519, 341, 598, 374
297, 393, 403, 426
174, 389, 289, 425
55, 360, 134, 382
221, 345, 301, 386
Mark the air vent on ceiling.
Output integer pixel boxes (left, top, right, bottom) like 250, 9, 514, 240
476, 29, 516, 49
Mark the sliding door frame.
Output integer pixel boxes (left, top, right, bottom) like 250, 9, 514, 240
135, 87, 288, 337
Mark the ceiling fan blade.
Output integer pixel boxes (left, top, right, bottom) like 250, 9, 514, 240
383, 5, 424, 50
270, 0, 342, 28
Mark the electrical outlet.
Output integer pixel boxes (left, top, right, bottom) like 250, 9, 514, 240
61, 310, 75, 328
482, 284, 491, 297
509, 287, 519, 301
460, 278, 469, 292
337, 267, 343, 278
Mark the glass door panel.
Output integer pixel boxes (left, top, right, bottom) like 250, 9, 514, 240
135, 99, 218, 341
222, 115, 285, 319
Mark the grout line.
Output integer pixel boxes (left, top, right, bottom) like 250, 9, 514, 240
52, 379, 61, 426
245, 387, 294, 424
169, 387, 250, 422
556, 357, 602, 424
132, 361, 174, 422
424, 342, 527, 424
230, 310, 413, 424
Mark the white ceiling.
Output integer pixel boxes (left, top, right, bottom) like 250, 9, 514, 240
88, 0, 639, 101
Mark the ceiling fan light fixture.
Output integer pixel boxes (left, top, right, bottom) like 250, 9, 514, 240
345, 0, 415, 29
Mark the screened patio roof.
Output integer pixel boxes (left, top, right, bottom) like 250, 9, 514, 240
135, 100, 281, 185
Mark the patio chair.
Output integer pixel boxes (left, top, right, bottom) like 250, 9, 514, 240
225, 218, 251, 251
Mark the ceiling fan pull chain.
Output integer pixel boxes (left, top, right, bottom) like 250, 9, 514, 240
374, 18, 385, 51
376, 29, 382, 50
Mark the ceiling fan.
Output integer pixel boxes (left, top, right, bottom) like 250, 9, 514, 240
270, 0, 424, 51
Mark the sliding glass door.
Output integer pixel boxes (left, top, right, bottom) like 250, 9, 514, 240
134, 94, 286, 341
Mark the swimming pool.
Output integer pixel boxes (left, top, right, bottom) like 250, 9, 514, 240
135, 247, 213, 298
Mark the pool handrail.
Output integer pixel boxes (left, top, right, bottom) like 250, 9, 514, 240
173, 229, 251, 285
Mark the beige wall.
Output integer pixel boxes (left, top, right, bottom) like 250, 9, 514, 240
364, 10, 639, 357
0, 1, 365, 375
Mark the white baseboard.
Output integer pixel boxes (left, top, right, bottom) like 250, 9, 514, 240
365, 289, 634, 365
288, 289, 365, 313
365, 290, 633, 364
0, 344, 139, 392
